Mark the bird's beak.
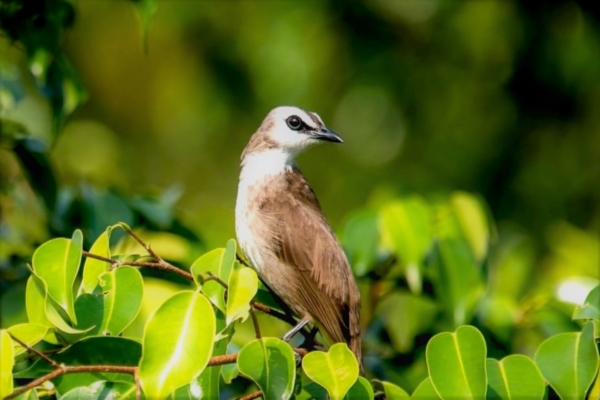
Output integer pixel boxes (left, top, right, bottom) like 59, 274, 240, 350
312, 127, 343, 143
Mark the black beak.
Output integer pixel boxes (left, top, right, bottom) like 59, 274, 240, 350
312, 127, 343, 143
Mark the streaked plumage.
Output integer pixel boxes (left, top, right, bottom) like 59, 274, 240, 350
235, 106, 363, 371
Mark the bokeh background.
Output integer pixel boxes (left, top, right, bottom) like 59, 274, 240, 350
1, 0, 599, 393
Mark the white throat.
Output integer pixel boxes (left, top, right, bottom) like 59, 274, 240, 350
239, 149, 295, 188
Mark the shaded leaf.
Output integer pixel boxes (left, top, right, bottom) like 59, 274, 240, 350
379, 197, 432, 293
302, 343, 359, 400
194, 311, 230, 400
449, 192, 490, 262
486, 355, 545, 400
426, 325, 487, 399
378, 291, 438, 353
535, 321, 599, 399
237, 338, 296, 400
342, 209, 379, 276
60, 381, 136, 400
139, 291, 216, 398
13, 137, 57, 211
346, 376, 375, 399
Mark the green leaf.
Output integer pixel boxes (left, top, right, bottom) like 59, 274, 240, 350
302, 342, 359, 400
60, 381, 137, 400
372, 380, 408, 400
139, 291, 216, 398
379, 197, 432, 293
1, 330, 14, 399
7, 324, 48, 356
346, 376, 375, 399
426, 325, 487, 399
378, 291, 438, 353
98, 266, 144, 335
130, 0, 157, 53
573, 285, 600, 321
411, 377, 441, 399
80, 228, 112, 294
32, 230, 83, 324
226, 264, 258, 325
190, 239, 236, 312
430, 240, 483, 327
194, 311, 230, 400
14, 336, 140, 394
25, 275, 51, 327
535, 321, 599, 399
237, 338, 296, 400
342, 209, 379, 276
449, 192, 490, 262
486, 355, 545, 400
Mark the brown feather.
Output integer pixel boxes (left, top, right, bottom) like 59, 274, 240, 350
254, 168, 363, 372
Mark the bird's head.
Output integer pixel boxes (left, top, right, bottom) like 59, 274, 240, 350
242, 106, 343, 161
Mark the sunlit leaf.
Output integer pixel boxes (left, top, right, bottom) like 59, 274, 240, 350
535, 321, 599, 399
486, 355, 545, 400
7, 324, 48, 356
411, 377, 441, 399
25, 275, 51, 327
302, 343, 359, 400
379, 197, 432, 293
32, 230, 83, 324
139, 291, 216, 398
98, 266, 144, 335
426, 325, 487, 399
194, 311, 230, 400
190, 239, 236, 312
80, 228, 112, 294
237, 338, 296, 400
226, 264, 258, 325
0, 330, 14, 399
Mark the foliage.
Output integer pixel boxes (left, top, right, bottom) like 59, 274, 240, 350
1, 204, 599, 398
2, 0, 600, 399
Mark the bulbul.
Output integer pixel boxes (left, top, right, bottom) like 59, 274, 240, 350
235, 106, 363, 371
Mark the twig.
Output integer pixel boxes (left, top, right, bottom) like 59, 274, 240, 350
239, 390, 263, 400
249, 309, 261, 339
236, 253, 251, 267
7, 333, 60, 369
82, 250, 193, 281
5, 365, 137, 400
202, 272, 229, 289
121, 225, 162, 263
134, 369, 141, 400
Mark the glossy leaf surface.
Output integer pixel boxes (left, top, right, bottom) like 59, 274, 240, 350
535, 321, 598, 399
226, 264, 258, 324
486, 355, 545, 400
99, 266, 144, 335
237, 338, 296, 400
302, 343, 359, 400
426, 325, 487, 399
80, 228, 112, 294
139, 291, 216, 399
32, 230, 83, 324
1, 330, 14, 399
7, 323, 48, 356
411, 377, 441, 399
190, 239, 236, 312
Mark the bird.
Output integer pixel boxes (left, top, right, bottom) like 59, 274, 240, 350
235, 106, 363, 372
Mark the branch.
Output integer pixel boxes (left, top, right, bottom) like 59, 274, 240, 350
239, 390, 263, 400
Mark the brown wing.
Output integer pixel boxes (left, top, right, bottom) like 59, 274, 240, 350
260, 169, 361, 346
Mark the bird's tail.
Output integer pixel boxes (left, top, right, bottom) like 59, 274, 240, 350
349, 334, 364, 376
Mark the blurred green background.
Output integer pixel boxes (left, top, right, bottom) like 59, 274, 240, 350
1, 0, 599, 393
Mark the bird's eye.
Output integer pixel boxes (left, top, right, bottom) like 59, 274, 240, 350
286, 116, 302, 131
